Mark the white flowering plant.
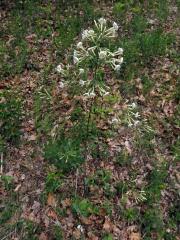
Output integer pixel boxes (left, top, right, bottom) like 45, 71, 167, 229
56, 18, 124, 140
122, 102, 154, 135
54, 19, 156, 160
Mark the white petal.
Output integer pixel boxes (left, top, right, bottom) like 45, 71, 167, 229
79, 80, 85, 86
77, 42, 83, 49
79, 68, 85, 74
73, 56, 79, 64
98, 18, 107, 25
113, 22, 119, 31
114, 64, 121, 71
118, 47, 123, 54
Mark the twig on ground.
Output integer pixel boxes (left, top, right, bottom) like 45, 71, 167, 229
0, 153, 3, 177
75, 168, 79, 197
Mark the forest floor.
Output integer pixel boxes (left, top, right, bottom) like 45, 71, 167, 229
0, 1, 179, 239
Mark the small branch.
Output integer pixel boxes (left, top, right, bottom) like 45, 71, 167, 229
0, 153, 3, 177
75, 168, 79, 197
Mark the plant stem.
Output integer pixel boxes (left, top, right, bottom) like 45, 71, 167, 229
86, 98, 95, 141
85, 55, 99, 147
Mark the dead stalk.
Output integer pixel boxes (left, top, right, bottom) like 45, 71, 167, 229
0, 153, 3, 176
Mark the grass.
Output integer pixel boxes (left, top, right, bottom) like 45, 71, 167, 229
72, 198, 99, 217
45, 172, 62, 193
44, 137, 84, 173
115, 150, 132, 166
0, 89, 22, 145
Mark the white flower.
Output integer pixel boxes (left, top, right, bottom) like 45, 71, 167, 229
99, 50, 107, 60
99, 86, 109, 96
79, 68, 85, 75
73, 50, 77, 57
98, 18, 107, 26
59, 82, 64, 88
79, 79, 85, 86
113, 48, 123, 56
56, 64, 67, 75
56, 64, 63, 73
105, 27, 116, 38
114, 64, 121, 71
87, 46, 97, 55
84, 88, 96, 98
73, 56, 79, 64
73, 51, 79, 64
131, 103, 137, 109
134, 112, 140, 118
103, 91, 109, 96
134, 120, 140, 126
89, 91, 96, 97
88, 29, 95, 36
82, 29, 89, 40
128, 122, 133, 127
82, 29, 95, 40
118, 47, 123, 55
119, 57, 123, 64
111, 117, 119, 124
77, 41, 83, 49
77, 225, 84, 232
113, 21, 119, 31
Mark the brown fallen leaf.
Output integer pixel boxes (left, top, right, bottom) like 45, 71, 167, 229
47, 193, 57, 207
103, 218, 113, 232
73, 229, 81, 239
80, 216, 92, 225
39, 232, 48, 240
87, 232, 99, 240
28, 134, 36, 141
129, 232, 141, 240
61, 198, 71, 208
47, 209, 58, 220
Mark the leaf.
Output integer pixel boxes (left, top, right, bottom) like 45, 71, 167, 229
103, 218, 113, 232
28, 134, 36, 141
39, 232, 48, 240
129, 232, 141, 240
80, 216, 92, 225
47, 193, 57, 207
47, 209, 58, 220
61, 198, 71, 208
73, 229, 81, 239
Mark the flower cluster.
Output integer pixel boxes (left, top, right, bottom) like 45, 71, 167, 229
125, 103, 153, 133
73, 18, 123, 70
126, 103, 140, 128
56, 18, 123, 98
126, 190, 147, 204
81, 18, 119, 42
